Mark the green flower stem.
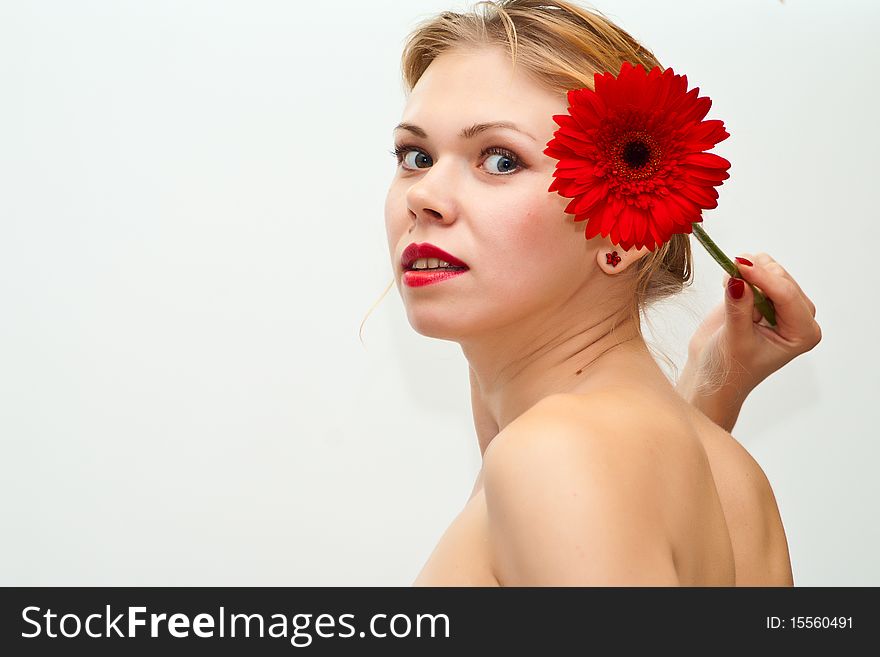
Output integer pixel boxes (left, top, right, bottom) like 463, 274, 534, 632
691, 223, 777, 327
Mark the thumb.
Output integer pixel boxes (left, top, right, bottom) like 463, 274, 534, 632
723, 271, 756, 337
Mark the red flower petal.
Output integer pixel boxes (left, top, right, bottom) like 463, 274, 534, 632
567, 182, 607, 215
652, 199, 675, 236
668, 189, 702, 221
618, 202, 632, 242
683, 165, 730, 183
687, 119, 729, 146
584, 208, 606, 239
682, 152, 731, 170
678, 183, 719, 209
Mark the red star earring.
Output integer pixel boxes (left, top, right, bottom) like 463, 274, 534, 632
605, 251, 621, 267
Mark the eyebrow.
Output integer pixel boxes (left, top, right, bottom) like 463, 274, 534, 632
393, 120, 537, 142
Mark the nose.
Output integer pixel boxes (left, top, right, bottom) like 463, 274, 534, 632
405, 164, 459, 229
412, 207, 444, 226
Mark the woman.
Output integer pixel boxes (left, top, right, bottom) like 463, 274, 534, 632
384, 0, 822, 585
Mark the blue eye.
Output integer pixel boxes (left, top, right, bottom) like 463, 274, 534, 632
389, 145, 524, 175
392, 147, 432, 169
483, 149, 519, 174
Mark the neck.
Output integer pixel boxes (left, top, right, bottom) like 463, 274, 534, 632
463, 307, 672, 457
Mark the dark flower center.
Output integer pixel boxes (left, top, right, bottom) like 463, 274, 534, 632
609, 129, 662, 181
623, 140, 651, 169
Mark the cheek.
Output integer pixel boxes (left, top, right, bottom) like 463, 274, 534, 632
475, 196, 588, 309
486, 197, 580, 273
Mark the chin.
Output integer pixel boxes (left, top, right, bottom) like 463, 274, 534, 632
405, 308, 464, 341
404, 301, 490, 341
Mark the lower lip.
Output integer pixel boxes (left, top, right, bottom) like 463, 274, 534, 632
403, 268, 469, 287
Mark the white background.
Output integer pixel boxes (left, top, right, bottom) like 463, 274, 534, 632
1, 0, 877, 585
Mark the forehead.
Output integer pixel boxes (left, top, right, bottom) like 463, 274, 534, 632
401, 47, 566, 132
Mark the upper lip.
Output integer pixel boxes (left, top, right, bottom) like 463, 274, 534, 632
401, 242, 469, 270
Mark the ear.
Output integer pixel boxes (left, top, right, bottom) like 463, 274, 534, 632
596, 241, 651, 274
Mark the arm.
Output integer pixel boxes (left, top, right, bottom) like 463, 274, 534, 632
482, 395, 678, 586
675, 252, 822, 433
675, 338, 750, 432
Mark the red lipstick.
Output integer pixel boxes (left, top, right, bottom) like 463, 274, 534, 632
401, 242, 469, 288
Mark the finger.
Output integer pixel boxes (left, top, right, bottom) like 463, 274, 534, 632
740, 253, 816, 318
758, 257, 816, 318
723, 271, 764, 325
724, 271, 756, 343
732, 259, 814, 335
729, 266, 769, 323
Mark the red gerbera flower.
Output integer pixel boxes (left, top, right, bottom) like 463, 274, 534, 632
543, 61, 731, 252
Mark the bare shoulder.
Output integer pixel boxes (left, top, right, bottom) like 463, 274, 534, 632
485, 389, 706, 471
481, 392, 694, 586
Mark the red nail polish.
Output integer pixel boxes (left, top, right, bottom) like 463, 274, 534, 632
735, 256, 753, 266
727, 277, 744, 300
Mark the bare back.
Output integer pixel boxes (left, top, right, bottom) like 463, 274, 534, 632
413, 390, 793, 586
685, 404, 794, 585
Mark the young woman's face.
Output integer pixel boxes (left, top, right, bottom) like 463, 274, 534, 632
385, 47, 601, 340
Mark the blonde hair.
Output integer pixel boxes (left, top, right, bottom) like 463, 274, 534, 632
365, 0, 704, 385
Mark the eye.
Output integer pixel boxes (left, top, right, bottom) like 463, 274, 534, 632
390, 145, 433, 169
389, 144, 525, 176
482, 147, 522, 175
